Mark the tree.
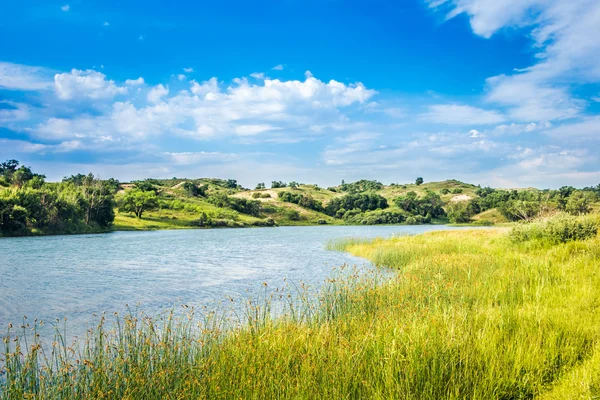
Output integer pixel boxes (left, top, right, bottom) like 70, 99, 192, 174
446, 201, 474, 223
12, 166, 35, 188
120, 189, 158, 218
565, 191, 593, 215
289, 181, 299, 189
0, 159, 19, 182
415, 177, 424, 186
134, 180, 158, 193
226, 179, 238, 189
271, 181, 287, 189
255, 182, 266, 190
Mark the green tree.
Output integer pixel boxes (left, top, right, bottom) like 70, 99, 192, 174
120, 189, 158, 218
565, 191, 593, 215
0, 159, 19, 182
415, 177, 424, 186
255, 182, 266, 190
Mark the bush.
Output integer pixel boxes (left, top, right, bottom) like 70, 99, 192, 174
284, 209, 301, 221
252, 192, 261, 199
278, 191, 322, 212
325, 193, 388, 217
510, 213, 599, 244
317, 219, 327, 225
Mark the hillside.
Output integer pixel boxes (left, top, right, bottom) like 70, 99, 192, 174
110, 178, 551, 231
2, 164, 599, 236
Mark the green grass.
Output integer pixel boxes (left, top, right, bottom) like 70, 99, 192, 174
3, 215, 600, 398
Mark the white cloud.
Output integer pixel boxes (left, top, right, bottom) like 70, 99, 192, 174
485, 73, 584, 121
190, 78, 219, 97
0, 102, 30, 124
429, 0, 600, 121
147, 84, 169, 104
61, 4, 70, 12
250, 72, 265, 80
103, 22, 110, 27
272, 64, 284, 71
469, 129, 482, 138
125, 77, 145, 86
183, 67, 194, 73
422, 104, 505, 125
0, 61, 53, 91
33, 73, 377, 145
542, 116, 600, 138
177, 74, 186, 81
54, 69, 128, 100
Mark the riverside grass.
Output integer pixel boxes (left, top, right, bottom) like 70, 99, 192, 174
3, 220, 600, 398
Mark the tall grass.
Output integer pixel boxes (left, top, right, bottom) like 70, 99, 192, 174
2, 217, 600, 398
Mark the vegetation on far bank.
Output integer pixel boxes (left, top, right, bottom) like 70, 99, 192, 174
2, 213, 600, 398
1, 159, 600, 236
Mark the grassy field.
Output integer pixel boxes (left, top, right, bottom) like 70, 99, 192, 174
3, 214, 600, 399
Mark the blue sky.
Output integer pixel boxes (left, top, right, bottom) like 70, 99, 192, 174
0, 0, 599, 188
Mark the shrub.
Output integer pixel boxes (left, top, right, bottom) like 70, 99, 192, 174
325, 193, 388, 217
510, 213, 599, 244
317, 219, 327, 225
284, 209, 301, 221
252, 192, 261, 199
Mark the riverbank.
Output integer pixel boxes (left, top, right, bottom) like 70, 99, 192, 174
3, 215, 599, 398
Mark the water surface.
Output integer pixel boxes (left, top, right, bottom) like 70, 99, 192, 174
1, 225, 467, 337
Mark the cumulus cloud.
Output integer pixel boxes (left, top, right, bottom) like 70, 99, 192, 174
125, 77, 145, 86
54, 69, 128, 100
0, 61, 53, 91
422, 104, 505, 125
32, 73, 377, 147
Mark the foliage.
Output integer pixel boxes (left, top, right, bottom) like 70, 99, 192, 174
283, 208, 301, 220
0, 164, 115, 236
565, 191, 594, 215
255, 182, 266, 190
339, 179, 383, 193
119, 189, 159, 218
415, 177, 424, 186
446, 201, 480, 223
394, 191, 445, 218
271, 181, 287, 189
134, 180, 158, 193
325, 193, 388, 217
182, 182, 207, 197
207, 193, 261, 217
278, 191, 323, 212
510, 213, 599, 244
